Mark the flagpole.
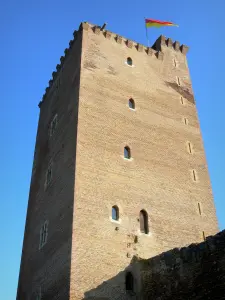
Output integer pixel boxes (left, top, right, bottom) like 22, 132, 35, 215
144, 17, 150, 47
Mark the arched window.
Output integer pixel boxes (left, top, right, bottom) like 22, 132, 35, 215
125, 272, 134, 292
127, 57, 133, 66
112, 205, 119, 221
128, 98, 135, 110
124, 146, 131, 159
140, 210, 149, 234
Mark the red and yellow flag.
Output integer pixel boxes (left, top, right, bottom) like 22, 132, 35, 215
145, 18, 178, 28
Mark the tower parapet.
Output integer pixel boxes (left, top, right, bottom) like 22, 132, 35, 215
39, 22, 189, 108
153, 34, 189, 54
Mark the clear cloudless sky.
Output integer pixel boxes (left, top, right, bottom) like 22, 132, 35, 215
1, 0, 225, 299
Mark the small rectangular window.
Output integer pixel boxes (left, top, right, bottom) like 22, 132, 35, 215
39, 221, 48, 249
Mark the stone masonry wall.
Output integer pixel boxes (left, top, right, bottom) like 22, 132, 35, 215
140, 230, 225, 299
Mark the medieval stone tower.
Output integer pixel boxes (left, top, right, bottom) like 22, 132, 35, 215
17, 22, 218, 300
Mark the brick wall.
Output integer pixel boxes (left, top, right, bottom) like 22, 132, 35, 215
70, 23, 218, 299
16, 27, 83, 300
17, 22, 218, 300
140, 230, 225, 299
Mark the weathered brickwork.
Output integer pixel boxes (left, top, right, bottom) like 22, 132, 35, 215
16, 27, 83, 300
17, 22, 218, 300
71, 23, 218, 299
139, 230, 225, 299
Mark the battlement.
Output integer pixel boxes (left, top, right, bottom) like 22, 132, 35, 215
39, 21, 189, 108
153, 34, 189, 54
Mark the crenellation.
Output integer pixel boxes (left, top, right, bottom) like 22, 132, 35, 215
116, 35, 122, 44
146, 47, 154, 56
166, 38, 173, 47
64, 48, 69, 56
79, 22, 89, 31
104, 30, 111, 39
180, 44, 189, 54
52, 71, 57, 79
156, 51, 164, 60
126, 39, 133, 48
40, 21, 190, 108
153, 35, 166, 51
94, 26, 101, 34
173, 41, 180, 51
69, 40, 74, 47
137, 43, 144, 52
56, 64, 61, 72
152, 34, 188, 56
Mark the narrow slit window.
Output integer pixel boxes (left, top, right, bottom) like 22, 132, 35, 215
127, 57, 133, 66
140, 210, 149, 234
174, 59, 177, 67
180, 96, 184, 105
202, 231, 206, 241
198, 203, 202, 215
192, 169, 197, 182
124, 146, 131, 159
187, 142, 192, 154
177, 77, 181, 86
49, 114, 58, 137
184, 117, 188, 125
45, 164, 52, 188
39, 221, 48, 249
112, 205, 119, 221
128, 98, 135, 110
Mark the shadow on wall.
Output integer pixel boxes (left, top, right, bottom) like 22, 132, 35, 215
83, 256, 141, 300
139, 230, 225, 299
165, 81, 195, 105
16, 65, 82, 299
83, 230, 225, 300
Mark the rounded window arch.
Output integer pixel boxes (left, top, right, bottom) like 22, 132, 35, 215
112, 205, 119, 221
124, 146, 131, 159
139, 209, 149, 234
127, 57, 133, 66
125, 272, 134, 292
128, 98, 135, 110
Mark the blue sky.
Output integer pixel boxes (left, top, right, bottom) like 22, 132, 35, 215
1, 0, 225, 299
